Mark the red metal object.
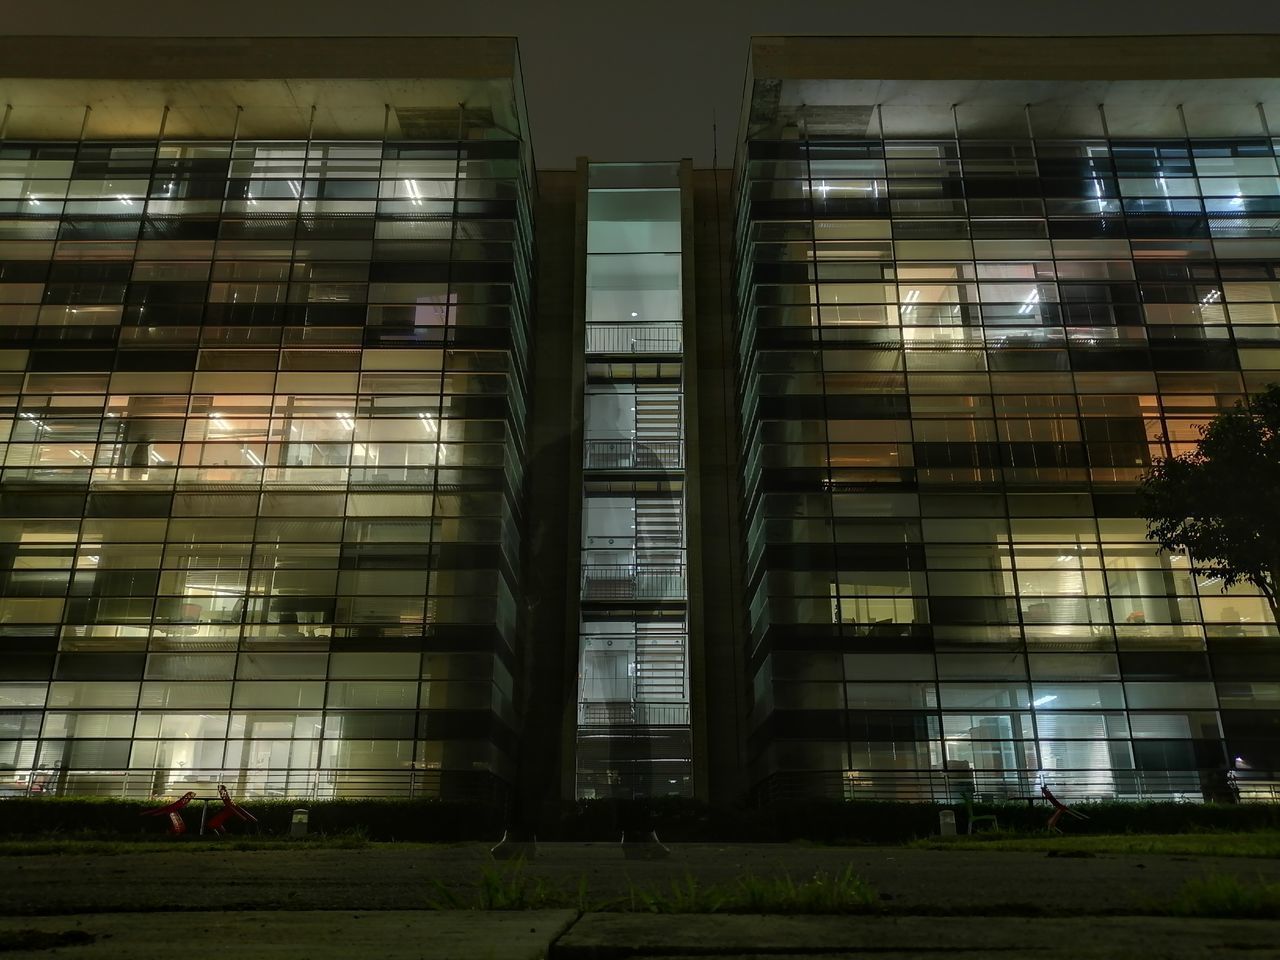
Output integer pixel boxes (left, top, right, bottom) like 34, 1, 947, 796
140, 791, 196, 836
205, 783, 258, 835
1041, 784, 1088, 833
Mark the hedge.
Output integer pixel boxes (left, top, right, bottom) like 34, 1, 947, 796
2, 796, 1278, 842
0, 798, 503, 842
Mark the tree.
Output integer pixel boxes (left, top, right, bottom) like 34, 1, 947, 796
1139, 383, 1280, 628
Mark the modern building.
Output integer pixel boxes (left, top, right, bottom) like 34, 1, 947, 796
0, 38, 536, 801
0, 35, 1277, 810
732, 36, 1280, 804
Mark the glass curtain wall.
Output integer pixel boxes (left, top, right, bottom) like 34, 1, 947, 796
735, 105, 1280, 803
576, 163, 692, 798
0, 117, 532, 799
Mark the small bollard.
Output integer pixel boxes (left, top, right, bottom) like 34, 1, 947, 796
290, 808, 309, 838
938, 809, 957, 837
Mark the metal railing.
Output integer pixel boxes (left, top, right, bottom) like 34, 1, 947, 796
2, 767, 505, 802
580, 563, 686, 601
585, 322, 682, 355
577, 701, 691, 726
751, 768, 1276, 804
583, 439, 682, 471
1237, 779, 1280, 803
9, 763, 1273, 805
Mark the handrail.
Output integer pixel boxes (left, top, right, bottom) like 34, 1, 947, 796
583, 439, 683, 470
577, 701, 691, 726
585, 321, 682, 355
5, 767, 504, 801
580, 563, 687, 600
751, 768, 1279, 804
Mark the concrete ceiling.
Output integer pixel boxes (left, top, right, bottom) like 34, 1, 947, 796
745, 37, 1280, 142
0, 37, 528, 142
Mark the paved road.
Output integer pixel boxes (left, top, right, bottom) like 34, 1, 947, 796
1, 842, 1277, 916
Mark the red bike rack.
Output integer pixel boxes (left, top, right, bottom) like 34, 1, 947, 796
140, 791, 197, 836
1041, 784, 1089, 833
140, 785, 257, 837
205, 783, 258, 835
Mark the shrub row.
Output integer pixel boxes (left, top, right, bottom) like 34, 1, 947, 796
0, 797, 503, 842
725, 798, 1280, 843
2, 795, 1278, 842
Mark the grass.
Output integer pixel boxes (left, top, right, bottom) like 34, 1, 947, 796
910, 831, 1280, 859
9, 829, 1278, 862
625, 874, 732, 914
427, 862, 597, 912
623, 868, 879, 914
1165, 874, 1280, 918
428, 862, 880, 915
0, 834, 370, 856
738, 867, 879, 913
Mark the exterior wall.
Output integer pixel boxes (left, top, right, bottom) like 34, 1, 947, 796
513, 166, 584, 822
735, 111, 1280, 802
0, 126, 533, 800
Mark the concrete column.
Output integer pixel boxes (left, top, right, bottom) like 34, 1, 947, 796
512, 162, 589, 830
688, 167, 750, 806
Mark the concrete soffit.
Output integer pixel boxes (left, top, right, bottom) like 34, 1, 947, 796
744, 35, 1280, 141
0, 36, 527, 142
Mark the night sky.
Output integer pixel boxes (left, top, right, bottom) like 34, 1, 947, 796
8, 1, 1280, 168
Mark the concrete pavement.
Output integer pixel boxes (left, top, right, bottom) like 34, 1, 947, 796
556, 914, 1280, 959
2, 844, 1278, 958
0, 910, 579, 960
2, 843, 1278, 916
0, 911, 1273, 959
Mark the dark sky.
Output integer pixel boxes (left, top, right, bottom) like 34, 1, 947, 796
8, 1, 1280, 168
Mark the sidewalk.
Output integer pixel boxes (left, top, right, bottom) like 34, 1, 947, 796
2, 843, 1277, 958
4, 843, 1279, 915
558, 914, 1279, 959
0, 910, 1273, 959
0, 910, 577, 960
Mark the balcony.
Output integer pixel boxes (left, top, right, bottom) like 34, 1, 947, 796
581, 563, 686, 602
577, 701, 691, 726
585, 321, 682, 356
583, 439, 682, 471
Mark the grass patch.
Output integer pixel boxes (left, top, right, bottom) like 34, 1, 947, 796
428, 862, 880, 914
427, 862, 597, 912
1166, 874, 1280, 918
626, 874, 731, 914
0, 834, 370, 857
622, 867, 881, 914
910, 831, 1280, 858
735, 867, 879, 914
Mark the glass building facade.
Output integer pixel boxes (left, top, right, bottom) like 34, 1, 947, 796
0, 109, 533, 798
735, 97, 1280, 802
576, 163, 692, 798
2, 35, 1280, 808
